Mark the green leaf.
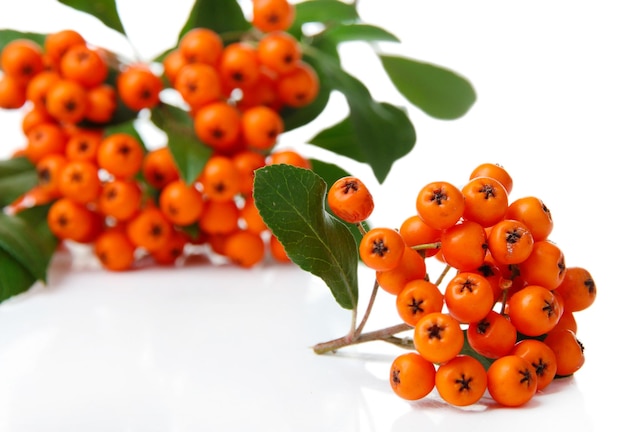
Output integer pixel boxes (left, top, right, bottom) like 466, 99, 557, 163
294, 0, 359, 26
319, 23, 400, 44
0, 30, 46, 51
150, 103, 212, 184
253, 164, 359, 310
57, 0, 126, 35
0, 204, 57, 284
0, 157, 38, 207
177, 0, 250, 42
380, 54, 477, 120
0, 248, 37, 303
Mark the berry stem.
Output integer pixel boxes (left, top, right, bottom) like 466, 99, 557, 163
354, 279, 380, 338
312, 323, 412, 355
434, 263, 452, 286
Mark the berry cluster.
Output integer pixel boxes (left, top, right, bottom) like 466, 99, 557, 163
1, 0, 318, 270
328, 163, 596, 408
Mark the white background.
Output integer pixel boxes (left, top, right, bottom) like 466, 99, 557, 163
0, 1, 624, 431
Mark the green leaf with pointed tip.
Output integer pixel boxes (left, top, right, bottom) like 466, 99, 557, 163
0, 157, 38, 208
0, 204, 57, 284
380, 54, 477, 119
320, 23, 400, 44
293, 0, 359, 26
177, 0, 250, 42
0, 248, 36, 303
150, 103, 212, 185
57, 0, 126, 35
253, 164, 358, 310
0, 30, 46, 51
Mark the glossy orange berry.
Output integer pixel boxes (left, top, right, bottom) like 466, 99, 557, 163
509, 339, 558, 391
58, 159, 101, 204
193, 101, 242, 151
219, 42, 261, 91
97, 132, 144, 179
389, 352, 436, 401
150, 229, 189, 265
517, 240, 566, 290
257, 31, 302, 75
198, 198, 240, 235
461, 176, 509, 228
487, 219, 534, 265
85, 83, 117, 124
237, 69, 281, 111
241, 105, 284, 150
508, 285, 562, 337
269, 234, 291, 263
25, 121, 67, 164
466, 310, 517, 359
98, 179, 143, 222
395, 279, 444, 327
59, 44, 107, 88
21, 106, 54, 135
25, 70, 61, 110
199, 155, 241, 202
266, 149, 311, 169
65, 128, 101, 162
276, 61, 319, 108
327, 176, 374, 224
36, 153, 67, 198
415, 181, 465, 230
435, 355, 488, 407
158, 179, 204, 226
94, 227, 136, 271
44, 29, 86, 66
179, 27, 223, 67
1, 39, 44, 84
542, 329, 585, 376
231, 149, 266, 195
0, 74, 27, 109
240, 196, 267, 234
126, 205, 173, 252
117, 64, 163, 111
45, 78, 89, 124
413, 312, 464, 364
174, 62, 223, 110
398, 214, 441, 258
505, 196, 553, 242
162, 49, 188, 85
553, 266, 596, 312
359, 227, 406, 272
47, 197, 97, 242
252, 0, 296, 32
440, 220, 488, 271
375, 246, 427, 295
469, 162, 513, 195
487, 355, 537, 407
444, 271, 495, 324
141, 146, 180, 190
223, 229, 266, 268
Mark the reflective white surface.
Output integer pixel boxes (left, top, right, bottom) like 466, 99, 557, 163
1, 1, 625, 431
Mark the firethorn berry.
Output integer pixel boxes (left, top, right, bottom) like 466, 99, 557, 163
440, 220, 488, 271
466, 310, 517, 359
389, 352, 436, 401
141, 146, 180, 190
159, 179, 204, 226
461, 176, 509, 228
487, 355, 537, 407
395, 279, 444, 327
25, 70, 61, 110
510, 339, 558, 391
36, 153, 67, 198
94, 228, 136, 271
174, 62, 223, 110
162, 49, 188, 85
97, 132, 144, 180
150, 229, 189, 266
64, 129, 101, 162
58, 159, 101, 204
44, 29, 86, 66
473, 254, 505, 303
269, 234, 291, 263
231, 149, 266, 196
266, 149, 311, 169
85, 84, 117, 124
1, 39, 44, 84
359, 227, 406, 272
194, 101, 242, 151
25, 122, 67, 164
241, 105, 284, 150
327, 176, 374, 224
487, 218, 534, 265
469, 162, 513, 195
178, 27, 223, 67
0, 75, 27, 109
237, 69, 282, 111
252, 0, 296, 32
517, 240, 566, 290
126, 205, 173, 253
98, 179, 142, 222
198, 199, 240, 235
505, 196, 553, 242
376, 246, 426, 295
444, 271, 494, 324
199, 155, 241, 202
552, 309, 578, 334
543, 329, 585, 376
21, 106, 54, 135
223, 229, 266, 268
554, 266, 596, 312
47, 197, 97, 242
59, 44, 107, 88
435, 355, 488, 407
398, 214, 441, 258
45, 78, 89, 124
240, 197, 267, 234
257, 31, 302, 75
276, 61, 319, 108
117, 64, 163, 111
508, 285, 562, 337
413, 312, 464, 364
415, 180, 465, 230
219, 42, 261, 91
